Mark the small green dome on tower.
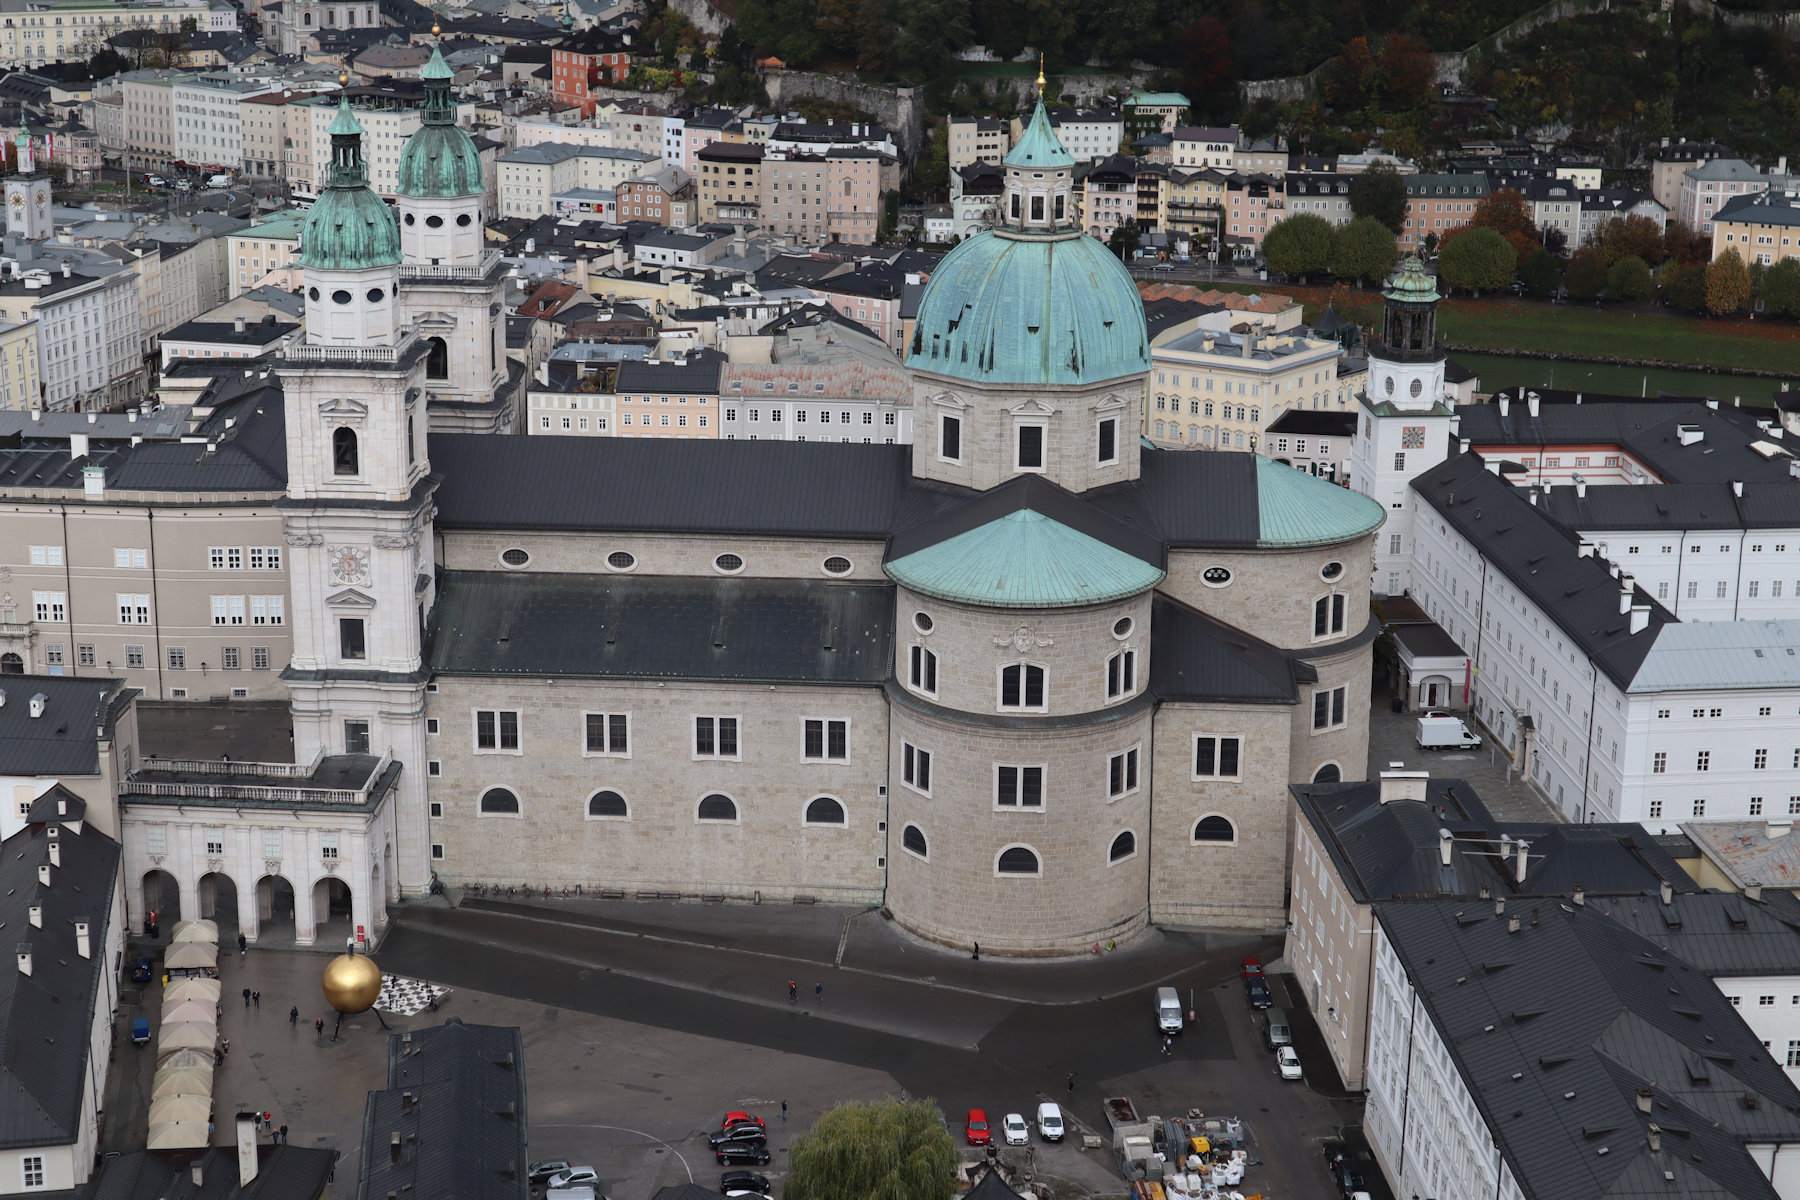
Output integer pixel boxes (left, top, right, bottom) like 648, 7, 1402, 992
1383, 251, 1441, 304
397, 46, 484, 199
301, 97, 402, 271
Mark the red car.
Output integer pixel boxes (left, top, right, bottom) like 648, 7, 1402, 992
1242, 956, 1263, 980
965, 1109, 991, 1146
720, 1112, 766, 1131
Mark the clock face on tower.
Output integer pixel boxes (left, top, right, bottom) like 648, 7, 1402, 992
328, 544, 372, 586
7, 194, 20, 210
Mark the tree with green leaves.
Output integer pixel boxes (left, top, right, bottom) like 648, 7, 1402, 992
1518, 247, 1562, 298
783, 1100, 957, 1200
1705, 248, 1751, 317
1436, 227, 1516, 295
1606, 255, 1654, 303
1349, 165, 1408, 235
1262, 213, 1335, 278
1330, 217, 1398, 285
1762, 257, 1800, 319
1563, 249, 1608, 302
1108, 219, 1140, 258
1470, 188, 1541, 261
1660, 260, 1707, 313
1588, 214, 1666, 268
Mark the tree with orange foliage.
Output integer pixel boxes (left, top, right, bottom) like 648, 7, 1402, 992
1470, 189, 1541, 262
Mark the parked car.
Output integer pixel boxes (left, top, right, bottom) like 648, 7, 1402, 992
1276, 1046, 1303, 1080
715, 1143, 771, 1166
528, 1160, 572, 1185
544, 1167, 599, 1191
1324, 1147, 1367, 1198
1245, 973, 1273, 1009
719, 1112, 766, 1131
1262, 1008, 1293, 1049
1241, 955, 1263, 980
207, 173, 232, 188
1035, 1102, 1065, 1142
707, 1125, 766, 1149
130, 956, 153, 983
1001, 1113, 1029, 1145
718, 1171, 771, 1196
965, 1109, 991, 1146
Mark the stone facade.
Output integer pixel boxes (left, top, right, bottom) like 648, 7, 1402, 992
911, 373, 1143, 494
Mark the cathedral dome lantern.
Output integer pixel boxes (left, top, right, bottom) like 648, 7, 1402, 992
301, 97, 403, 345
1365, 252, 1447, 413
397, 43, 486, 267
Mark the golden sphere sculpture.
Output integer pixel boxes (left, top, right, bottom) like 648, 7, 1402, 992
322, 952, 383, 1013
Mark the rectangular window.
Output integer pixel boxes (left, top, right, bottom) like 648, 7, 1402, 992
204, 829, 225, 855
999, 662, 1046, 710
77, 644, 95, 667
1313, 686, 1347, 731
114, 548, 147, 568
908, 645, 938, 694
1016, 424, 1045, 470
1788, 1041, 1800, 1068
902, 741, 932, 793
1314, 593, 1347, 638
585, 712, 629, 755
1696, 750, 1711, 772
33, 592, 65, 622
1393, 452, 1405, 471
1693, 798, 1707, 817
1106, 649, 1137, 699
343, 720, 370, 754
119, 593, 150, 624
21, 1156, 44, 1189
1751, 796, 1764, 816
1652, 751, 1667, 774
1649, 799, 1663, 819
1108, 747, 1139, 797
252, 646, 269, 670
996, 764, 1044, 807
694, 716, 740, 758
167, 647, 185, 670
1097, 417, 1117, 464
320, 832, 339, 860
339, 617, 366, 660
1193, 735, 1242, 779
125, 645, 145, 669
938, 413, 962, 461
475, 709, 521, 752
803, 718, 848, 761
27, 545, 60, 566
221, 646, 240, 669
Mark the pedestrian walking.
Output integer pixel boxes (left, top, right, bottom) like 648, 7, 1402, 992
279, 1125, 288, 1145
781, 1100, 788, 1122
315, 1017, 324, 1036
972, 941, 980, 961
214, 1047, 224, 1066
814, 981, 823, 1004
221, 1038, 230, 1057
289, 1006, 299, 1026
1161, 1036, 1172, 1058
252, 990, 260, 1009
1067, 1072, 1075, 1096
237, 932, 247, 956
242, 987, 251, 1008
788, 979, 797, 1003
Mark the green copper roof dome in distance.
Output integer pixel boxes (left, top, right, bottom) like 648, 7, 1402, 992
907, 230, 1149, 386
1005, 98, 1075, 170
301, 98, 402, 271
886, 509, 1165, 608
397, 46, 484, 199
1383, 251, 1440, 305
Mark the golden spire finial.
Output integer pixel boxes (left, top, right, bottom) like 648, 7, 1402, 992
432, 19, 440, 34
1036, 54, 1045, 92
338, 69, 349, 85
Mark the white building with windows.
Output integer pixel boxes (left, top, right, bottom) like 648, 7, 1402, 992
172, 76, 267, 171
0, 265, 143, 411
1148, 326, 1341, 452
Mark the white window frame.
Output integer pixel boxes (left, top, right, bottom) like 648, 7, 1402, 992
583, 711, 631, 757
1312, 591, 1348, 641
1108, 745, 1141, 798
993, 842, 1043, 877
1105, 647, 1137, 702
1192, 733, 1244, 781
994, 762, 1047, 810
908, 643, 938, 697
20, 1155, 44, 1190
1014, 420, 1048, 472
802, 717, 849, 762
1107, 828, 1139, 865
585, 788, 630, 821
1096, 415, 1118, 465
1312, 685, 1348, 733
997, 661, 1048, 712
693, 715, 741, 761
937, 412, 963, 464
901, 740, 932, 796
801, 793, 848, 826
473, 708, 523, 755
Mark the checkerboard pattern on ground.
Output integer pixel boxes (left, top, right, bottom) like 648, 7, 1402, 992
376, 974, 450, 1016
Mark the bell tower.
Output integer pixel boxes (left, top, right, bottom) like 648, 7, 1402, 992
277, 95, 437, 908
5, 121, 51, 240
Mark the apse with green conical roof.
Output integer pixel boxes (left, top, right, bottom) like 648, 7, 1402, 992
301, 96, 404, 346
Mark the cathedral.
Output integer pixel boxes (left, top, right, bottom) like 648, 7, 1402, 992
269, 78, 1386, 953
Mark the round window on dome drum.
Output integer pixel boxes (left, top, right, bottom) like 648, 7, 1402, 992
500, 548, 529, 568
425, 215, 444, 228
1113, 616, 1133, 638
1320, 561, 1344, 581
403, 213, 415, 225
331, 290, 352, 305
606, 551, 636, 571
366, 288, 384, 302
308, 287, 320, 300
1202, 566, 1233, 587
822, 556, 852, 576
913, 612, 934, 633
715, 553, 744, 573
456, 214, 472, 226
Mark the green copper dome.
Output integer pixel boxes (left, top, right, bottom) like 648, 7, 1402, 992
301, 98, 402, 271
908, 230, 1149, 386
397, 47, 483, 199
1005, 98, 1074, 170
886, 509, 1164, 608
1383, 251, 1440, 304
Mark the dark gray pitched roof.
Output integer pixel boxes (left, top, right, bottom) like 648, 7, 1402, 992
1409, 455, 1671, 688
0, 676, 130, 777
428, 572, 894, 685
1456, 398, 1795, 484
614, 358, 720, 395
886, 473, 1165, 569
1535, 479, 1800, 532
0, 816, 120, 1150
1150, 593, 1310, 704
1265, 409, 1355, 437
89, 1146, 337, 1200
1583, 890, 1800, 976
1376, 899, 1800, 1200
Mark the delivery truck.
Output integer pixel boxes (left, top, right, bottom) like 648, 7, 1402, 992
1416, 713, 1481, 750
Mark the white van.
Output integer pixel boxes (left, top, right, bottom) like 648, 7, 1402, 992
207, 173, 232, 189
1035, 1101, 1064, 1142
1155, 986, 1183, 1034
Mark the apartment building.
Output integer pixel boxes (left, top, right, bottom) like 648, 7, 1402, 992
1170, 125, 1237, 170
947, 116, 1008, 170
1713, 189, 1800, 266
1148, 326, 1340, 450
694, 140, 761, 224
550, 28, 632, 117
119, 69, 185, 174
0, 266, 142, 410
0, 320, 39, 409
1399, 173, 1489, 249
610, 357, 720, 438
1652, 139, 1732, 216
1678, 158, 1769, 235
515, 118, 613, 150
1223, 173, 1285, 253
225, 209, 304, 297
605, 107, 667, 159
1164, 168, 1225, 239
1080, 154, 1136, 240
172, 76, 266, 170
717, 313, 910, 442
615, 166, 693, 227
1008, 108, 1121, 163
681, 107, 742, 173
766, 122, 896, 160
1125, 91, 1190, 137
0, 0, 216, 70
240, 89, 319, 180
496, 142, 660, 218
1577, 189, 1667, 252
1284, 173, 1353, 225
760, 149, 895, 244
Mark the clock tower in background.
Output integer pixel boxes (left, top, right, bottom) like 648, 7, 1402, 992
1349, 253, 1455, 598
6, 121, 52, 240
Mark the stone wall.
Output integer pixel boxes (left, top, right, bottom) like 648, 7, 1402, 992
668, 0, 730, 37
1163, 540, 1375, 652
762, 71, 924, 164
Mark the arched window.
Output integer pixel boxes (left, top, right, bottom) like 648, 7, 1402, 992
587, 790, 627, 817
901, 823, 927, 859
1109, 831, 1136, 862
804, 796, 845, 825
996, 845, 1040, 875
1193, 815, 1236, 843
479, 787, 519, 815
425, 336, 448, 380
1312, 763, 1342, 784
332, 426, 358, 476
697, 793, 737, 821
0, 652, 21, 674
843, 179, 853, 196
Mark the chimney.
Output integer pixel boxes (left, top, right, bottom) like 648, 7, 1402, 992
402, 1091, 415, 1114
1497, 394, 1510, 417
1575, 476, 1587, 499
1494, 897, 1505, 917
1575, 392, 1582, 404
37, 864, 49, 887
1378, 768, 1429, 804
1637, 1088, 1654, 1114
1507, 913, 1521, 934
1578, 540, 1596, 558
1439, 828, 1454, 867
1630, 604, 1650, 635
27, 905, 40, 929
1660, 879, 1674, 905
1647, 1124, 1662, 1152
45, 839, 57, 868
1746, 882, 1764, 902
1768, 819, 1793, 839
1515, 839, 1530, 884
60, 260, 70, 278
191, 1164, 204, 1189
234, 314, 246, 333
1458, 437, 1470, 455
75, 921, 89, 959
1526, 391, 1540, 418
1619, 575, 1635, 615
402, 1031, 412, 1054
237, 1112, 259, 1186
389, 1132, 403, 1166
1572, 884, 1585, 906
15, 945, 30, 977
